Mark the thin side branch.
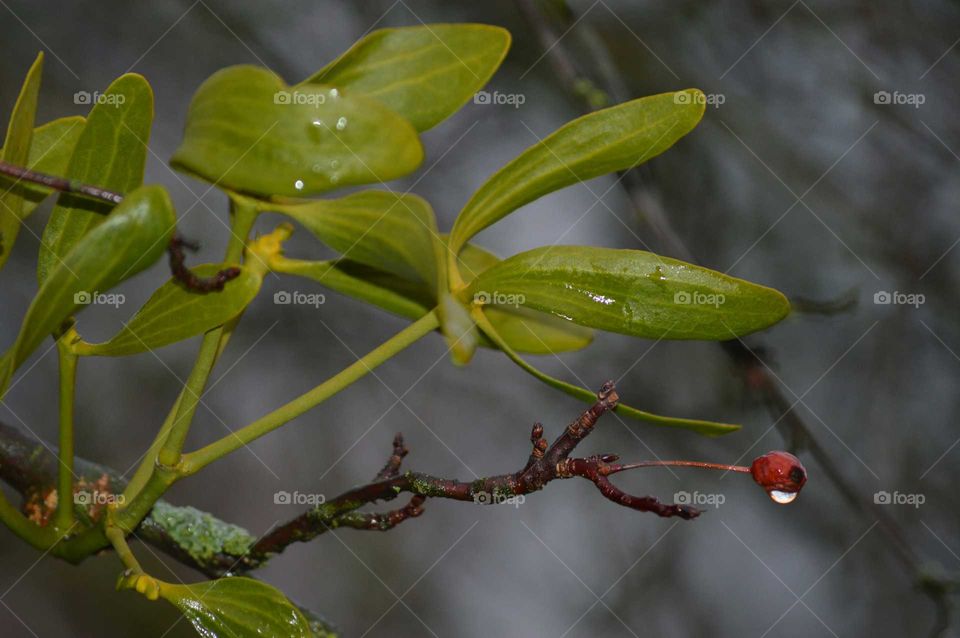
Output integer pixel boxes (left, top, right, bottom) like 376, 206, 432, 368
0, 159, 240, 292
246, 381, 699, 568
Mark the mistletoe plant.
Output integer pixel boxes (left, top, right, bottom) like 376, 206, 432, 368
0, 23, 803, 637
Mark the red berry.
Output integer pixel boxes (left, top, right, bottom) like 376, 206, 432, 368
750, 451, 807, 504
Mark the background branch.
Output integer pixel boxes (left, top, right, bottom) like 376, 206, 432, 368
516, 1, 954, 632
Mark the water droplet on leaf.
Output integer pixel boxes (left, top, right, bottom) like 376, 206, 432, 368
294, 179, 304, 191
336, 116, 348, 131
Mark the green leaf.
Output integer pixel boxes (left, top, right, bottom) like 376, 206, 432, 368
448, 89, 706, 256
0, 53, 43, 272
305, 24, 511, 132
38, 74, 154, 284
0, 185, 176, 398
0, 116, 86, 221
272, 256, 432, 321
74, 264, 262, 357
170, 65, 423, 198
472, 307, 739, 436
160, 577, 312, 638
466, 245, 790, 340
273, 190, 438, 286
455, 239, 593, 354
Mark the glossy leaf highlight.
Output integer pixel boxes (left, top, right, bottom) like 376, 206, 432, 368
171, 65, 423, 197
306, 24, 511, 131
160, 577, 312, 638
466, 245, 790, 340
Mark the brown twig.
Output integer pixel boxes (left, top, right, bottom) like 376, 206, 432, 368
247, 382, 699, 565
167, 234, 241, 292
0, 159, 241, 293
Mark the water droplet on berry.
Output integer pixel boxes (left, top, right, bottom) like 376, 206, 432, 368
768, 490, 798, 504
750, 451, 807, 505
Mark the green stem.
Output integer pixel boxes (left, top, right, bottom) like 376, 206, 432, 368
153, 197, 257, 469
106, 525, 143, 573
54, 331, 79, 531
182, 310, 440, 475
0, 494, 59, 550
121, 393, 182, 503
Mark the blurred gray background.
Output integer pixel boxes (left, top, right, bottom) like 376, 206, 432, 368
1, 1, 959, 636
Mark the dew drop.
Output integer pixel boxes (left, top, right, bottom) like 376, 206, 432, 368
330, 159, 340, 169
311, 164, 323, 174
294, 179, 305, 191
328, 88, 339, 98
768, 490, 798, 504
336, 116, 348, 131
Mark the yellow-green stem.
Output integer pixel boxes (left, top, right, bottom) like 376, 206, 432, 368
105, 525, 143, 573
153, 197, 257, 469
181, 310, 440, 475
54, 332, 79, 531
